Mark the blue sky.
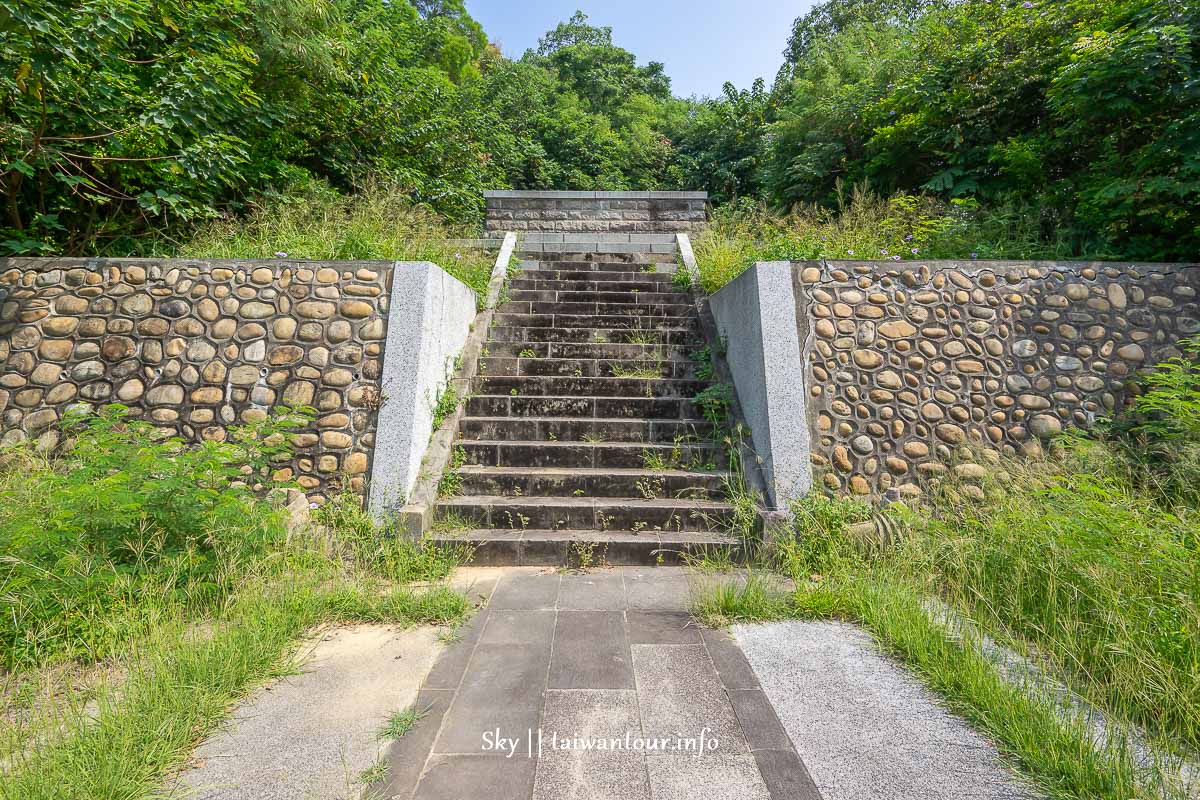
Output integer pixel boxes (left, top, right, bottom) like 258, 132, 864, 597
464, 0, 813, 99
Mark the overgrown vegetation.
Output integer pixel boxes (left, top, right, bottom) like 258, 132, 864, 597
1, 4, 680, 255
179, 181, 494, 296
0, 405, 304, 670
691, 187, 1084, 293
0, 406, 472, 797
694, 344, 1200, 798
8, 2, 1194, 265
678, 0, 1199, 263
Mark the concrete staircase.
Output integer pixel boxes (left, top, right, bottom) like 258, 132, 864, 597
433, 248, 741, 566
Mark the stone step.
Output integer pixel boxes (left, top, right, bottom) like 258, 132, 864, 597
479, 356, 695, 379
459, 439, 728, 470
486, 326, 701, 345
432, 529, 744, 567
484, 341, 695, 361
472, 375, 710, 399
450, 466, 729, 500
491, 312, 699, 330
507, 289, 692, 305
509, 278, 679, 293
466, 394, 705, 420
497, 301, 695, 318
519, 269, 679, 284
457, 416, 716, 443
521, 257, 672, 270
436, 496, 735, 533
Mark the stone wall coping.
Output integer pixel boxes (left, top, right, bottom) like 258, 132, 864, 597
797, 258, 1200, 275
677, 233, 700, 286
484, 190, 707, 200
519, 232, 678, 244
0, 246, 502, 274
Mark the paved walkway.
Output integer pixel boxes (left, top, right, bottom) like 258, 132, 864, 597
176, 625, 441, 800
734, 621, 1038, 800
174, 567, 1044, 800
376, 567, 820, 800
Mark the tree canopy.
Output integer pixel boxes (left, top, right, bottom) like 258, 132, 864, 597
1, 1, 1196, 260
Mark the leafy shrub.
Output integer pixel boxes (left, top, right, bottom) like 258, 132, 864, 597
0, 405, 307, 669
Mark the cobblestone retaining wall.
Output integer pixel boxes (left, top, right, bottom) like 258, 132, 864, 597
484, 190, 706, 233
0, 257, 394, 499
794, 260, 1200, 497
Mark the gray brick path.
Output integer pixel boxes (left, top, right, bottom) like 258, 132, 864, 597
376, 568, 820, 800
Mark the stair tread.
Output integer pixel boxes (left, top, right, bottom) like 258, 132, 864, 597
438, 529, 739, 541
458, 416, 714, 425
460, 439, 722, 450
454, 464, 728, 476
440, 495, 733, 508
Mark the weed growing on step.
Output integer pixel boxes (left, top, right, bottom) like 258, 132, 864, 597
693, 384, 733, 426
436, 446, 468, 498
642, 447, 678, 472
568, 541, 607, 571
609, 361, 664, 379
636, 477, 664, 499
430, 384, 460, 431
690, 346, 715, 381
518, 348, 536, 358
582, 432, 606, 444
430, 511, 475, 533
672, 266, 693, 290
624, 330, 659, 346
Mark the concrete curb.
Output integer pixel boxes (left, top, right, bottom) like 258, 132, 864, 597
367, 262, 477, 519
386, 235, 519, 534
708, 262, 813, 510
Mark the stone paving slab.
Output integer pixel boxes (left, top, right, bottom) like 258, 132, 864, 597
533, 690, 650, 800
379, 567, 820, 800
733, 620, 1040, 800
631, 644, 749, 756
175, 625, 441, 800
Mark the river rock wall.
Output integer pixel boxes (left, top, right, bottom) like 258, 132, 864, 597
793, 260, 1200, 496
0, 258, 393, 499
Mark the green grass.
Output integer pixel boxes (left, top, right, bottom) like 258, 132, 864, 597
377, 707, 426, 741
0, 410, 472, 798
177, 180, 495, 298
691, 187, 1082, 294
431, 383, 461, 432
609, 362, 664, 379
692, 441, 1200, 799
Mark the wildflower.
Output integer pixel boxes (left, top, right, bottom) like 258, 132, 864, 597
274, 251, 288, 258
846, 250, 854, 256
1022, 1, 1033, 7
880, 249, 888, 255
454, 252, 462, 260
892, 255, 902, 261
971, 252, 979, 259
911, 247, 920, 254
309, 502, 319, 509
904, 234, 913, 241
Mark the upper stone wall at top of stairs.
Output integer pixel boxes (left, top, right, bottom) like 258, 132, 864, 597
484, 190, 707, 234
